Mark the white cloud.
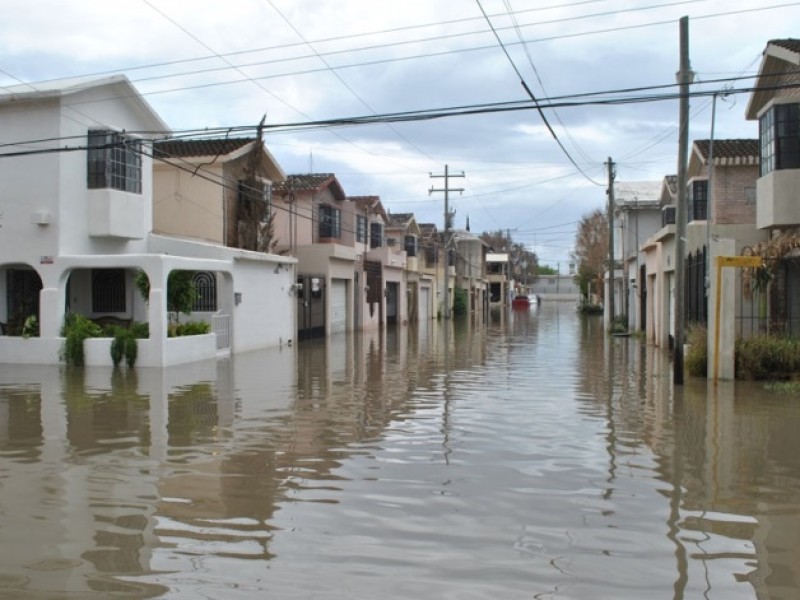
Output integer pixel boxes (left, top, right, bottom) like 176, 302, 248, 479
1, 0, 797, 265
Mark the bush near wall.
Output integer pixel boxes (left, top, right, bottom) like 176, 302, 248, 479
735, 336, 800, 380
685, 326, 800, 380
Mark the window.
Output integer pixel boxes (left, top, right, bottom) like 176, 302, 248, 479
318, 204, 341, 239
192, 271, 217, 312
662, 205, 676, 226
92, 269, 126, 312
688, 180, 707, 221
425, 243, 438, 265
370, 222, 383, 249
238, 180, 271, 223
760, 103, 800, 176
404, 235, 417, 257
356, 215, 367, 244
87, 130, 142, 193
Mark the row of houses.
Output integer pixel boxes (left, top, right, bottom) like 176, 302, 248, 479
0, 74, 524, 367
609, 39, 800, 378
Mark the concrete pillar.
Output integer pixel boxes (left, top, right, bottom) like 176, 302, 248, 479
38, 288, 62, 338
708, 238, 736, 380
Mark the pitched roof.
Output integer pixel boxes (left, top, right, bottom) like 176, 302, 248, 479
746, 39, 800, 120
350, 195, 387, 219
693, 139, 759, 165
770, 38, 800, 54
273, 174, 346, 201
0, 74, 170, 133
154, 138, 255, 159
419, 223, 438, 236
386, 212, 414, 228
660, 175, 678, 205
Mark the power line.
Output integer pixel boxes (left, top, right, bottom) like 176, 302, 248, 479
481, 0, 654, 185
5, 0, 720, 88
3, 76, 798, 157
262, 0, 438, 165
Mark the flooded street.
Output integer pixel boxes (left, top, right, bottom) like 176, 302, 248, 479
2, 303, 800, 599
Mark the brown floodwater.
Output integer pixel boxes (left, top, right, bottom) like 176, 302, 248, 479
1, 303, 799, 599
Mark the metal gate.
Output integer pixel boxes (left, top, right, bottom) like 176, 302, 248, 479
297, 274, 326, 340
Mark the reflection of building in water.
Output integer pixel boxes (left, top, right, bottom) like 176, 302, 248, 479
575, 332, 800, 598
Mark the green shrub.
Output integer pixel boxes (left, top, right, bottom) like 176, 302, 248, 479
60, 313, 103, 367
130, 321, 149, 339
110, 329, 138, 368
168, 321, 211, 337
610, 314, 628, 334
21, 315, 39, 338
577, 300, 603, 315
452, 286, 468, 317
736, 336, 800, 380
685, 324, 708, 377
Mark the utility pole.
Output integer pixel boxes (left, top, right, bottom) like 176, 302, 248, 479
430, 165, 464, 319
607, 157, 616, 328
674, 16, 692, 385
507, 228, 512, 302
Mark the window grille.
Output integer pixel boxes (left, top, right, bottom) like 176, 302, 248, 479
92, 269, 126, 312
192, 271, 217, 311
318, 205, 341, 239
404, 235, 417, 257
356, 215, 367, 243
87, 130, 142, 193
370, 223, 383, 249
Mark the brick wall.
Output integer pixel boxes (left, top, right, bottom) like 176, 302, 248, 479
712, 164, 758, 225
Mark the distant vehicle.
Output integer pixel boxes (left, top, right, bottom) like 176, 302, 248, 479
512, 294, 531, 309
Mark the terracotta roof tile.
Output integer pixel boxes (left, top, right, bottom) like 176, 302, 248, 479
349, 195, 380, 210
694, 139, 759, 166
386, 212, 414, 228
154, 138, 254, 158
769, 39, 800, 54
273, 173, 336, 193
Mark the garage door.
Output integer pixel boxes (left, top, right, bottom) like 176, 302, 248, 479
330, 279, 347, 334
419, 286, 430, 322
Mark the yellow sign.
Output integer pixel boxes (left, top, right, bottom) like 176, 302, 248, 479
715, 256, 762, 268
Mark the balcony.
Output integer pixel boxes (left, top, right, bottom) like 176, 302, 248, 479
756, 169, 800, 229
366, 244, 406, 268
88, 189, 146, 239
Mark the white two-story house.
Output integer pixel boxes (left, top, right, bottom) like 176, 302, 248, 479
0, 75, 295, 366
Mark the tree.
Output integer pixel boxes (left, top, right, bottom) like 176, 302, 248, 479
135, 270, 198, 324
537, 265, 557, 276
572, 209, 608, 303
237, 119, 277, 253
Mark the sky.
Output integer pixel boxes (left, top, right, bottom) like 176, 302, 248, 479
1, 0, 798, 268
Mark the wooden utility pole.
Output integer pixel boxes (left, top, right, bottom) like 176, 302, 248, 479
429, 165, 464, 319
674, 16, 692, 385
607, 157, 616, 327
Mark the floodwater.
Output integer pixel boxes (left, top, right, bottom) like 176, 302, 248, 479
1, 303, 800, 599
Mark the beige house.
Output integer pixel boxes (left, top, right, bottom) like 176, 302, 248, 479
451, 229, 488, 315
273, 174, 356, 338
386, 213, 436, 324
642, 175, 678, 349
153, 138, 285, 249
418, 223, 443, 319
351, 196, 388, 330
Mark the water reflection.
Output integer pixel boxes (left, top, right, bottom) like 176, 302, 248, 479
0, 306, 799, 598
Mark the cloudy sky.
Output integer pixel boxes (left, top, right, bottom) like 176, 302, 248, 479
1, 0, 797, 268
